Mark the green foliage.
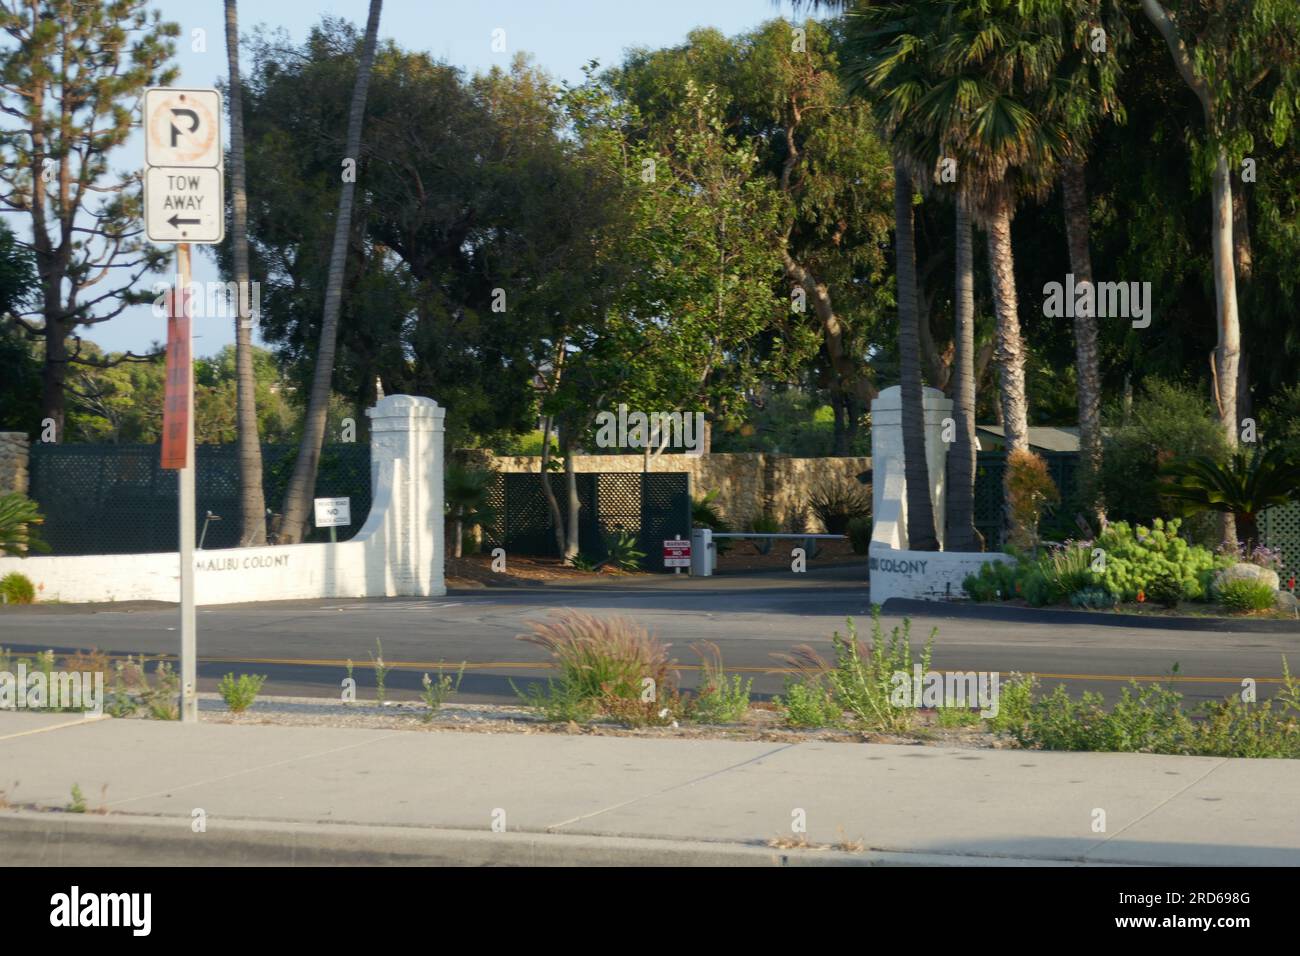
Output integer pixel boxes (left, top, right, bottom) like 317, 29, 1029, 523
808, 478, 872, 534
1094, 518, 1224, 602
0, 572, 35, 605
962, 559, 1018, 602
0, 493, 49, 557
217, 674, 267, 714
780, 610, 935, 733
600, 530, 646, 572
998, 671, 1300, 758
688, 642, 752, 724
986, 674, 1036, 736
1160, 445, 1300, 548
515, 612, 679, 726
847, 515, 872, 555
749, 512, 781, 554
369, 640, 389, 704
1069, 586, 1117, 610
1216, 578, 1277, 613
140, 660, 179, 721
419, 663, 465, 720
444, 465, 497, 531
1100, 381, 1227, 543
1146, 572, 1184, 609
775, 677, 843, 729
68, 784, 87, 814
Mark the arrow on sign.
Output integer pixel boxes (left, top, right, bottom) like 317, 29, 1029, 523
169, 108, 199, 147
167, 214, 200, 228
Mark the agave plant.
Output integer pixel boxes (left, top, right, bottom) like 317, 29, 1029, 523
0, 493, 50, 557
1159, 446, 1300, 549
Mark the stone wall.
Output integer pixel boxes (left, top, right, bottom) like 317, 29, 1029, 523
458, 450, 871, 532
0, 432, 29, 495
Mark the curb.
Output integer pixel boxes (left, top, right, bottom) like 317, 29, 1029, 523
0, 811, 1092, 868
881, 597, 1300, 634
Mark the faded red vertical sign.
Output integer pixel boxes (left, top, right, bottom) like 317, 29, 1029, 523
161, 283, 191, 470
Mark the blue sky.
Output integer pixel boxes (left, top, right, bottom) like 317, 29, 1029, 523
68, 0, 811, 357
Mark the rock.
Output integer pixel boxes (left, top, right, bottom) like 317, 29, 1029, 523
1213, 562, 1280, 593
1275, 590, 1298, 612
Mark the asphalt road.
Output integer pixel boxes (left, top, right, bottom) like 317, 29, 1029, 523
2, 567, 1297, 707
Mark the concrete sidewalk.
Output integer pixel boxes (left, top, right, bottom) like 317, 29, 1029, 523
3, 711, 1298, 866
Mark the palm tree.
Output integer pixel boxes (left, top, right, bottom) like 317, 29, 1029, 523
224, 0, 267, 546
945, 204, 979, 550
892, 166, 940, 550
444, 466, 497, 559
839, 0, 1075, 545
276, 0, 383, 543
1160, 446, 1300, 550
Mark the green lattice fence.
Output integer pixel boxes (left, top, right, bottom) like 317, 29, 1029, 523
1260, 502, 1300, 588
28, 443, 371, 555
973, 450, 1081, 548
480, 472, 691, 571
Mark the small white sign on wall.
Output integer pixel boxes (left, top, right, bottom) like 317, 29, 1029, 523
314, 497, 351, 528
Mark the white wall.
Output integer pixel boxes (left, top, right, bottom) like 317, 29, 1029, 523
0, 395, 446, 605
869, 386, 1008, 603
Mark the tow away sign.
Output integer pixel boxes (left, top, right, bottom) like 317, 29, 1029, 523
144, 87, 224, 244
314, 497, 351, 528
663, 538, 691, 568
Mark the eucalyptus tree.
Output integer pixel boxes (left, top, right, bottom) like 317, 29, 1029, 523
1138, 0, 1300, 544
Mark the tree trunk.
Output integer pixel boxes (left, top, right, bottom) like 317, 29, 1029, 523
1140, 0, 1241, 548
225, 0, 267, 546
894, 168, 939, 551
562, 426, 580, 564
1233, 191, 1253, 426
276, 0, 383, 543
985, 195, 1030, 538
945, 205, 979, 551
453, 515, 463, 559
41, 317, 67, 441
1060, 159, 1104, 524
538, 415, 566, 556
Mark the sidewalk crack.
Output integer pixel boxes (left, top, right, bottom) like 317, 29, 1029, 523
1081, 757, 1228, 860
545, 742, 796, 832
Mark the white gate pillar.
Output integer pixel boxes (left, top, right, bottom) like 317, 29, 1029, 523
359, 395, 445, 596
870, 385, 952, 549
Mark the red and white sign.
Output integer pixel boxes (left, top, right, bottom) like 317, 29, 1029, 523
663, 538, 691, 568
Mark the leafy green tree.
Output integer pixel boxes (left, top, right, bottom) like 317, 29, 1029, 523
0, 0, 177, 437
277, 0, 383, 544
1161, 445, 1300, 550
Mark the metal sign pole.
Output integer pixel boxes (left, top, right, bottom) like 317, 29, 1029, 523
177, 242, 197, 723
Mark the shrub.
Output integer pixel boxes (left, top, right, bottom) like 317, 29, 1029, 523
775, 677, 843, 728
808, 478, 871, 534
0, 572, 35, 604
1069, 586, 1117, 610
1094, 518, 1224, 602
1006, 450, 1060, 550
1217, 577, 1277, 613
962, 559, 1018, 601
778, 610, 935, 733
600, 530, 646, 571
217, 673, 266, 713
419, 663, 465, 720
0, 493, 49, 557
1040, 542, 1098, 600
515, 612, 679, 725
1146, 572, 1184, 609
847, 516, 872, 555
688, 642, 751, 724
140, 659, 179, 720
1100, 380, 1227, 545
749, 512, 781, 554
